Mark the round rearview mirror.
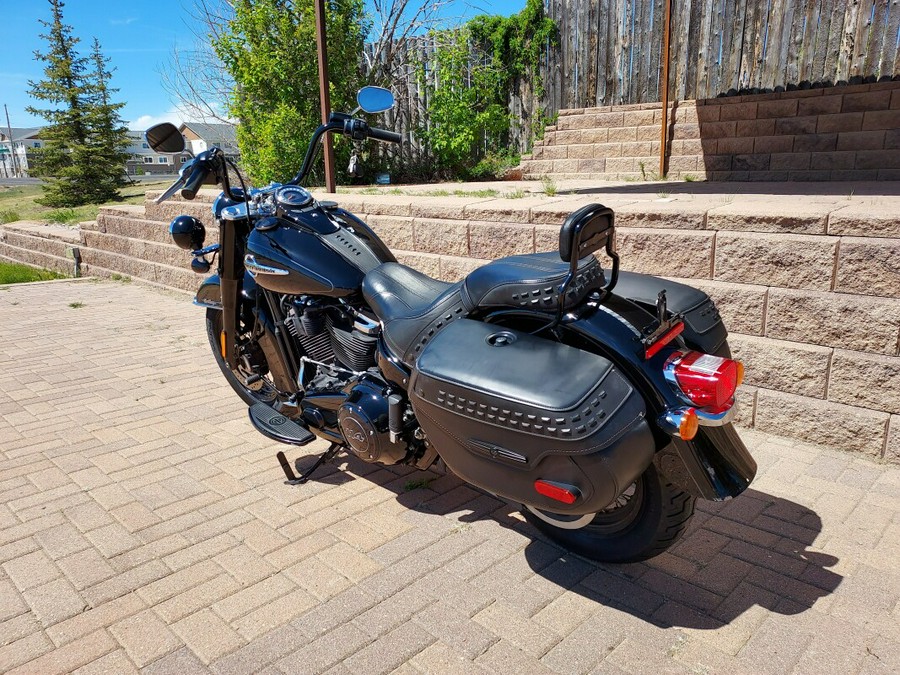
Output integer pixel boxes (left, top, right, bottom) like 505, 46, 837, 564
145, 122, 185, 154
357, 86, 395, 114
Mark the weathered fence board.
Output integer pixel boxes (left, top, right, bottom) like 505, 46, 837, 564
543, 0, 899, 110
365, 0, 899, 159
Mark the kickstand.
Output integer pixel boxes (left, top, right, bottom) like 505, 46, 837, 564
276, 443, 341, 485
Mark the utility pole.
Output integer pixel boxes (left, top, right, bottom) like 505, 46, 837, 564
314, 0, 336, 193
4, 104, 20, 178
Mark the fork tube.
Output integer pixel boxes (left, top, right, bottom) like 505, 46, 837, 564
220, 221, 240, 369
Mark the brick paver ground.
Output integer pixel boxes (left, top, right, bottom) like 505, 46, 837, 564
1, 278, 898, 674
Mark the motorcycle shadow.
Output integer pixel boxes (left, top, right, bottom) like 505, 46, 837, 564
302, 453, 841, 629
520, 489, 843, 629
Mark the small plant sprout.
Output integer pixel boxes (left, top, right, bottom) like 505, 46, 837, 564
541, 176, 557, 196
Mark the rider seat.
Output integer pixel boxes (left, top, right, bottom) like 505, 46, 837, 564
361, 202, 616, 366
362, 252, 604, 366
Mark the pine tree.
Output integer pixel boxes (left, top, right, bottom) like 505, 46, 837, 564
26, 0, 128, 206
84, 38, 131, 203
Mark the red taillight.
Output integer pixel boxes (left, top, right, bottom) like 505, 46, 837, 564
670, 351, 742, 409
534, 480, 579, 504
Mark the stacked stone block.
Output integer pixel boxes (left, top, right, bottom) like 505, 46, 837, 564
521, 81, 900, 182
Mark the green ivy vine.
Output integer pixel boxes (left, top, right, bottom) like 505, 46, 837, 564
419, 0, 557, 179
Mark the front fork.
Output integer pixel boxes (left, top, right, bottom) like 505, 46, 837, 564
219, 221, 242, 370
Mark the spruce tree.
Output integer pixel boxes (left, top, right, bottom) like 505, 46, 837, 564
26, 0, 128, 206
84, 38, 131, 203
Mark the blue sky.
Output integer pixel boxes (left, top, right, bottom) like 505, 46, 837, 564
1, 0, 525, 131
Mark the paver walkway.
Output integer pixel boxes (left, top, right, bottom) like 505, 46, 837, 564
0, 279, 898, 674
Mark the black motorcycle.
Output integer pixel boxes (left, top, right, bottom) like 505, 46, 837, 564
145, 86, 755, 563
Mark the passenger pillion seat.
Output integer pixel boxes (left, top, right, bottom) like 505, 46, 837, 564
362, 252, 605, 367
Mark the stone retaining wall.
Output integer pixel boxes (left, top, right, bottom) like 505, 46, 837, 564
521, 81, 900, 181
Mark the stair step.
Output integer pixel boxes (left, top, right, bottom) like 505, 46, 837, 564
0, 241, 75, 277
98, 203, 146, 218
79, 246, 199, 292
0, 228, 77, 258
143, 199, 215, 228
81, 230, 188, 268
2, 220, 81, 244
93, 213, 175, 244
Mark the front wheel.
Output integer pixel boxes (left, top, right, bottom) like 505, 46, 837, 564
206, 308, 282, 407
522, 463, 695, 563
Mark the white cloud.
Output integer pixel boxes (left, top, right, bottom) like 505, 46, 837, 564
128, 109, 183, 131
110, 17, 138, 26
128, 105, 237, 131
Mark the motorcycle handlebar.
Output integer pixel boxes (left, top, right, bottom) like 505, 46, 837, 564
367, 126, 401, 144
180, 161, 210, 200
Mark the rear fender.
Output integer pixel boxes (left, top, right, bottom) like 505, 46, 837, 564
566, 294, 756, 501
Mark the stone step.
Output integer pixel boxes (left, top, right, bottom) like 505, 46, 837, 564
144, 188, 217, 204
79, 246, 198, 293
93, 213, 173, 245
0, 229, 75, 258
143, 198, 215, 228
82, 261, 194, 297
0, 241, 74, 277
97, 204, 147, 220
539, 120, 702, 148
81, 230, 189, 268
1, 220, 81, 244
521, 161, 705, 180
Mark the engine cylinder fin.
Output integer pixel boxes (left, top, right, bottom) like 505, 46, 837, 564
327, 315, 377, 371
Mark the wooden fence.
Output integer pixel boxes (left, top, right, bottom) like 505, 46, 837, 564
370, 0, 900, 157
542, 0, 900, 110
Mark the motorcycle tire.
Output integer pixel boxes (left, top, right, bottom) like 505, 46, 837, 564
206, 308, 282, 407
521, 463, 695, 563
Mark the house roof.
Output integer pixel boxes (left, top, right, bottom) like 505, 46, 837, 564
0, 127, 43, 142
179, 122, 238, 148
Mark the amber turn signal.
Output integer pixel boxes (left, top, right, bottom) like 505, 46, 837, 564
679, 408, 699, 440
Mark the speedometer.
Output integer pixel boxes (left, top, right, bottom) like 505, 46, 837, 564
275, 186, 313, 208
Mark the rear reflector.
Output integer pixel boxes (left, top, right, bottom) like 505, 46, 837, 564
644, 321, 685, 359
670, 351, 742, 410
534, 480, 579, 504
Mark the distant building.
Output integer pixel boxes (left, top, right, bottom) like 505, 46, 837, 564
179, 123, 240, 160
0, 122, 240, 178
125, 123, 240, 176
125, 130, 190, 176
0, 128, 43, 177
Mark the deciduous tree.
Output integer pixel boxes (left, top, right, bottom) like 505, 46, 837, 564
212, 0, 369, 184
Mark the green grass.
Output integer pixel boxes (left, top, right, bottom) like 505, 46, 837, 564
403, 477, 435, 492
541, 176, 558, 196
341, 186, 502, 199
68, 301, 84, 308
0, 261, 67, 284
0, 179, 172, 226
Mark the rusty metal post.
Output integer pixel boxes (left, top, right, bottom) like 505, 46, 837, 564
659, 0, 673, 179
314, 0, 336, 193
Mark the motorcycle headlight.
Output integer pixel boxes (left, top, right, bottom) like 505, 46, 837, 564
168, 215, 206, 251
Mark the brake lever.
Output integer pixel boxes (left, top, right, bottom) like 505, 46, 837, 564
154, 175, 186, 204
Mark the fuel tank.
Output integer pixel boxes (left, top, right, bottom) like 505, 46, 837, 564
245, 201, 388, 297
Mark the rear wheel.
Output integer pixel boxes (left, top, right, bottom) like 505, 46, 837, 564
206, 308, 282, 406
522, 463, 695, 563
